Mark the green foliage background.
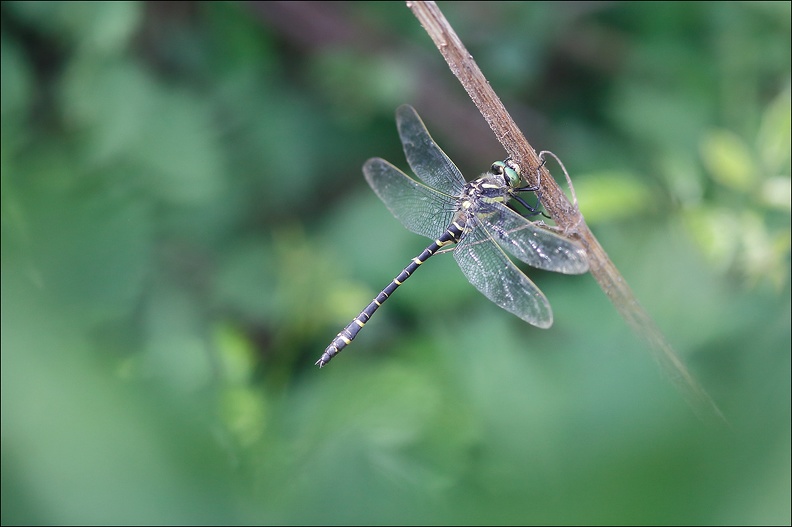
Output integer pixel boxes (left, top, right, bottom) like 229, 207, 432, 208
2, 2, 790, 524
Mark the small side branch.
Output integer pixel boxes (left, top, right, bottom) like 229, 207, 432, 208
407, 1, 724, 422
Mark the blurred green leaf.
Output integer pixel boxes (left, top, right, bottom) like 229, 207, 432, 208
6, 1, 141, 55
700, 129, 758, 192
0, 35, 33, 127
760, 175, 792, 212
574, 170, 654, 223
757, 85, 791, 176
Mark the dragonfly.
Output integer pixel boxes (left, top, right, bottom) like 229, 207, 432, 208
316, 105, 589, 367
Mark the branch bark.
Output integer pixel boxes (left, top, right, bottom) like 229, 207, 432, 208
407, 1, 724, 422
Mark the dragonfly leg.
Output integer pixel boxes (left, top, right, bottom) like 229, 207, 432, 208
505, 156, 550, 218
510, 192, 549, 218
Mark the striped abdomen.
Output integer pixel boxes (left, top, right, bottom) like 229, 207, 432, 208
316, 221, 464, 367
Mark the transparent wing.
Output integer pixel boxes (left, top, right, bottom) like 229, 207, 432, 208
476, 200, 589, 275
363, 157, 457, 240
454, 218, 553, 328
396, 105, 466, 195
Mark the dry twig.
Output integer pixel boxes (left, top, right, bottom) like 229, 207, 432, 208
407, 1, 724, 422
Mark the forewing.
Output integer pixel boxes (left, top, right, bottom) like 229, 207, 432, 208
363, 157, 456, 240
396, 105, 466, 195
478, 201, 589, 275
453, 218, 553, 328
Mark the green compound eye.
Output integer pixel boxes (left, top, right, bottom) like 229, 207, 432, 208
492, 159, 521, 187
503, 159, 521, 187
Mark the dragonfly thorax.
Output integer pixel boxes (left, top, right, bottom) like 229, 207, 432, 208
457, 165, 515, 213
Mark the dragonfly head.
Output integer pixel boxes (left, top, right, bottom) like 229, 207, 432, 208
490, 159, 522, 188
